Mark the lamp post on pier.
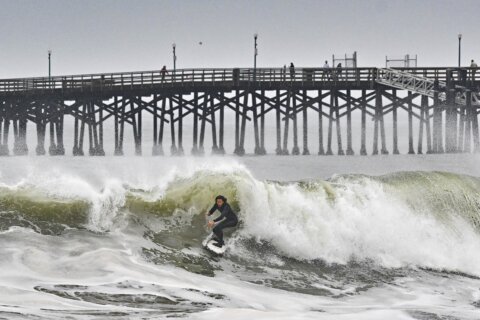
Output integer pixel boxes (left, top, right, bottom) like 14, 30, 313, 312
458, 33, 462, 68
172, 43, 176, 74
48, 50, 52, 77
48, 50, 52, 89
254, 33, 258, 82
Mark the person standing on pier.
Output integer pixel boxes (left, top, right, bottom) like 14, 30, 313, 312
336, 63, 343, 80
471, 59, 478, 81
283, 65, 287, 81
322, 60, 331, 80
289, 62, 295, 80
161, 65, 168, 81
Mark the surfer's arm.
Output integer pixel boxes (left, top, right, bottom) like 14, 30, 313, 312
213, 207, 229, 222
213, 213, 225, 223
206, 204, 217, 216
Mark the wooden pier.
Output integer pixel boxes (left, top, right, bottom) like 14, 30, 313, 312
0, 66, 478, 156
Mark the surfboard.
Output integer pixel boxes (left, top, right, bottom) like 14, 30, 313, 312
202, 233, 226, 255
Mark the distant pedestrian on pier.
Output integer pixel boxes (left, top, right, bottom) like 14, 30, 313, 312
448, 72, 455, 85
289, 62, 295, 80
161, 65, 168, 81
471, 59, 478, 81
336, 63, 343, 80
283, 65, 287, 81
322, 60, 331, 80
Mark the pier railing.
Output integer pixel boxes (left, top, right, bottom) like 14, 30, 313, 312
0, 67, 475, 93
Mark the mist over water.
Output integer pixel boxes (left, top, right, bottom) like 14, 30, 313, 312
0, 155, 480, 319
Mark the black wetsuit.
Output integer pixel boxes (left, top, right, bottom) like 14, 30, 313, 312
208, 202, 238, 245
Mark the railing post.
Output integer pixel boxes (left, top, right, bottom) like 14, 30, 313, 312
233, 68, 240, 86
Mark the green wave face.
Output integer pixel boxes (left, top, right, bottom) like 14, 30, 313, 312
124, 170, 245, 216
372, 171, 480, 228
0, 187, 90, 234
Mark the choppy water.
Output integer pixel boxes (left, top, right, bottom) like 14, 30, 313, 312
0, 155, 480, 319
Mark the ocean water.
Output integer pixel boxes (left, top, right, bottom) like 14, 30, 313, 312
0, 154, 480, 320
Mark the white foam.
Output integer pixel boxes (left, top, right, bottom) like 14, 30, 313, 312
235, 174, 480, 275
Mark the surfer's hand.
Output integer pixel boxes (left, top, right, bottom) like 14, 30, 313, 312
207, 221, 215, 228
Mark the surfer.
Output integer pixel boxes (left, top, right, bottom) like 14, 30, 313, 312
206, 195, 238, 248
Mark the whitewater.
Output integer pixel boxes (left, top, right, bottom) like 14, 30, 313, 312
0, 154, 480, 320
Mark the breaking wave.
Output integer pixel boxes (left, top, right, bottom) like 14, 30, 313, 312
1, 165, 480, 276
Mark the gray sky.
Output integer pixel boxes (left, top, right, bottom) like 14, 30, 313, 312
1, 0, 479, 78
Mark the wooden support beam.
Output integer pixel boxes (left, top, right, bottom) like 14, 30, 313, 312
192, 92, 199, 155
237, 91, 248, 156
458, 99, 466, 153
73, 104, 81, 155
114, 97, 121, 155
302, 90, 309, 155
210, 94, 219, 154
12, 118, 19, 155
36, 107, 46, 156
118, 98, 125, 155
464, 90, 472, 153
433, 85, 444, 153
318, 90, 325, 155
408, 91, 415, 154
169, 95, 177, 155
445, 70, 458, 153
0, 117, 9, 156
326, 91, 334, 155
417, 95, 426, 154
57, 110, 65, 155
234, 90, 240, 155
379, 91, 388, 155
0, 118, 3, 155
155, 97, 165, 156
131, 101, 137, 154
79, 103, 86, 155
218, 92, 225, 154
282, 90, 290, 155
177, 94, 184, 155
48, 106, 57, 156
392, 90, 400, 154
136, 101, 142, 155
275, 90, 282, 155
372, 90, 380, 155
425, 97, 432, 154
252, 94, 261, 155
14, 117, 28, 155
92, 101, 103, 155
260, 90, 266, 154
445, 88, 457, 153
13, 104, 28, 156
152, 94, 159, 155
335, 92, 344, 155
199, 94, 207, 155
90, 101, 101, 155
252, 92, 261, 155
291, 89, 300, 155
346, 89, 354, 155
471, 92, 480, 152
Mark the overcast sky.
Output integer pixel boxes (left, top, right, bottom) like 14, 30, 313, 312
1, 0, 479, 78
